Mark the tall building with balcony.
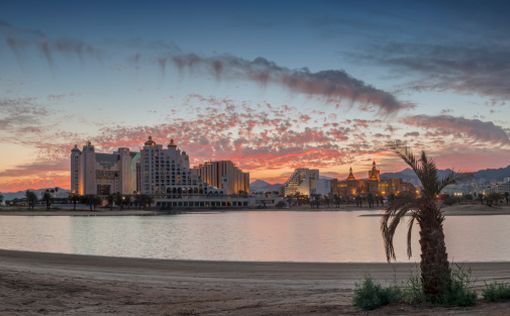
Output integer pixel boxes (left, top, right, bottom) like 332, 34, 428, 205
69, 142, 139, 195
192, 160, 250, 195
139, 136, 219, 197
283, 168, 319, 197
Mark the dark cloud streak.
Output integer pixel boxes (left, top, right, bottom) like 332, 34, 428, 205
166, 54, 411, 114
358, 42, 510, 101
0, 19, 101, 67
402, 114, 510, 145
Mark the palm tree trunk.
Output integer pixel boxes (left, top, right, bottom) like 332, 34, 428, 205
419, 208, 451, 302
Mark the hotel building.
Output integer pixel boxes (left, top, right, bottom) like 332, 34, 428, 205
283, 168, 320, 197
139, 137, 219, 196
140, 136, 252, 208
70, 142, 139, 195
192, 160, 250, 195
335, 161, 415, 198
70, 137, 252, 208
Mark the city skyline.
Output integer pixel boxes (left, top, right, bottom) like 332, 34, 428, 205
1, 0, 510, 192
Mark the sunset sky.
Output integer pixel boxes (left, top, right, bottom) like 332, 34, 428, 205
1, 0, 509, 192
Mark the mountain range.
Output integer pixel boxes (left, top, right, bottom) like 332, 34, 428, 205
380, 165, 510, 187
0, 187, 69, 201
249, 180, 283, 193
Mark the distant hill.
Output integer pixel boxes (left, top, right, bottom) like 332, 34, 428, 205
0, 187, 69, 201
381, 165, 510, 187
473, 165, 510, 183
250, 180, 282, 193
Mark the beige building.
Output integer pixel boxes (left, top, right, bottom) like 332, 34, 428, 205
140, 137, 220, 197
192, 160, 250, 195
70, 142, 139, 195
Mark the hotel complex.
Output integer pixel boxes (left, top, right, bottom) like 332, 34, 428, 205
282, 161, 415, 199
70, 138, 416, 207
335, 161, 415, 198
70, 137, 252, 207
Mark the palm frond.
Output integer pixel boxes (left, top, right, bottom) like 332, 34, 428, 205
381, 200, 419, 261
406, 212, 420, 258
438, 171, 473, 192
418, 150, 440, 197
393, 144, 419, 174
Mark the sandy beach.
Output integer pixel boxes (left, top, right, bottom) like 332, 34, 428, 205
1, 250, 510, 315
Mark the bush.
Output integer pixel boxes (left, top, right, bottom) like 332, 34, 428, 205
275, 201, 287, 208
403, 264, 476, 306
353, 277, 401, 310
401, 273, 426, 304
482, 282, 510, 302
439, 265, 477, 306
353, 265, 477, 310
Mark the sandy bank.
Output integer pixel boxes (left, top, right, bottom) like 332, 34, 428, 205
0, 208, 170, 216
2, 250, 510, 315
361, 204, 510, 217
443, 204, 510, 216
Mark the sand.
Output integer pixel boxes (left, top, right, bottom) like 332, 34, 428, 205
0, 208, 170, 216
442, 204, 510, 216
2, 250, 510, 315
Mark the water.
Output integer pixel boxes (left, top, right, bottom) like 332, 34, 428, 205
0, 210, 509, 262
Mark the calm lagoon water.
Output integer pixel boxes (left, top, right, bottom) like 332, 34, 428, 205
0, 210, 509, 262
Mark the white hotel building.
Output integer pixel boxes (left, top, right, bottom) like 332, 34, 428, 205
70, 142, 139, 195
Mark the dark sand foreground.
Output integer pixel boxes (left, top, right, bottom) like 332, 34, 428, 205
2, 250, 510, 315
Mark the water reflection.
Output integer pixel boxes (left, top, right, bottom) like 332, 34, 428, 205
0, 211, 508, 262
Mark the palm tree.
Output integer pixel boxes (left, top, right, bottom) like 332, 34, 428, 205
82, 194, 99, 211
69, 194, 80, 210
145, 195, 154, 209
107, 194, 115, 210
42, 190, 53, 210
92, 195, 102, 211
381, 145, 463, 302
25, 190, 37, 210
114, 192, 124, 210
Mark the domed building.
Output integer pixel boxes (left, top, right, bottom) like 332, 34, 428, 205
335, 160, 415, 199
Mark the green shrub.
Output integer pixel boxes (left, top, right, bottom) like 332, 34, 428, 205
353, 265, 478, 310
482, 282, 510, 302
353, 277, 402, 310
440, 265, 477, 306
401, 273, 426, 304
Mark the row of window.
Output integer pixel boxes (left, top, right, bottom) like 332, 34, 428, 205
156, 201, 248, 208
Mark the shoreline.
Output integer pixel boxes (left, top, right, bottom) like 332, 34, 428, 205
1, 203, 509, 216
2, 250, 510, 315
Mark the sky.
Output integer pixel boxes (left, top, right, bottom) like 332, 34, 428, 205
0, 0, 509, 192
